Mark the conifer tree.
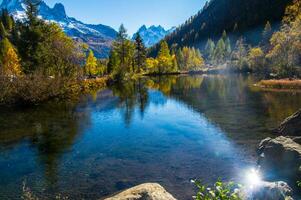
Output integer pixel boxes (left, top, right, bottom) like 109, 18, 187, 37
18, 0, 43, 73
222, 30, 227, 41
262, 21, 272, 46
232, 38, 248, 70
107, 49, 119, 74
25, 0, 41, 26
157, 40, 173, 73
214, 38, 226, 64
134, 33, 146, 73
85, 50, 97, 76
225, 38, 232, 59
115, 24, 128, 68
1, 9, 13, 32
205, 39, 215, 62
176, 48, 185, 70
0, 22, 7, 39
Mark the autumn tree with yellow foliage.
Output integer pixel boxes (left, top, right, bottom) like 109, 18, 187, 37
85, 50, 98, 76
0, 38, 22, 76
248, 47, 266, 73
267, 0, 301, 77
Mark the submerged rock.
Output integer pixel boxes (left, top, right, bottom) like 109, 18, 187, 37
104, 183, 177, 200
241, 181, 294, 200
277, 110, 301, 136
257, 136, 301, 181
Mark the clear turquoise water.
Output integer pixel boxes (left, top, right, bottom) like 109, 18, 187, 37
1, 74, 301, 200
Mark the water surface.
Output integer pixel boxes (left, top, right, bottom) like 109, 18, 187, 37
1, 74, 301, 200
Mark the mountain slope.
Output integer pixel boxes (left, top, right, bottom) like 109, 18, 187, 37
0, 0, 117, 57
151, 0, 293, 54
132, 25, 175, 47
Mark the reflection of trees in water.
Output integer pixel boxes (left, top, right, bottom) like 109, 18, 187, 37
262, 92, 301, 124
110, 75, 205, 126
0, 102, 90, 187
154, 74, 301, 141
111, 79, 149, 126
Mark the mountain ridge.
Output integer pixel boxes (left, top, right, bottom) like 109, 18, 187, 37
0, 0, 117, 58
150, 0, 294, 55
132, 25, 175, 47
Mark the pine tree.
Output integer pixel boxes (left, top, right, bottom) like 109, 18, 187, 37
115, 24, 128, 68
25, 0, 41, 26
176, 48, 185, 70
222, 30, 227, 41
214, 38, 226, 64
158, 40, 170, 58
18, 0, 43, 73
107, 49, 119, 74
225, 38, 232, 59
0, 22, 7, 39
85, 50, 97, 76
1, 9, 13, 32
134, 33, 146, 73
205, 39, 215, 62
262, 21, 272, 46
232, 38, 248, 70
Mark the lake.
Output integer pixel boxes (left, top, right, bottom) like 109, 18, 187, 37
1, 74, 301, 200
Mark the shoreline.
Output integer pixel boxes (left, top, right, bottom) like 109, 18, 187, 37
256, 79, 301, 90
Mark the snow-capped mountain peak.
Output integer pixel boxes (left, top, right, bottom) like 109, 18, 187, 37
133, 25, 176, 47
0, 0, 117, 58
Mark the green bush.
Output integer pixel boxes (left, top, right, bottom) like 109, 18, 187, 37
193, 179, 242, 200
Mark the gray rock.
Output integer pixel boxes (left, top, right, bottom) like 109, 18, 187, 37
104, 183, 177, 200
278, 110, 301, 136
257, 136, 301, 181
241, 181, 294, 200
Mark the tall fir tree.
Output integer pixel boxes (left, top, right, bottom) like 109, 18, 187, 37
115, 24, 128, 68
134, 33, 146, 73
0, 22, 7, 39
262, 21, 272, 46
205, 39, 215, 62
1, 9, 13, 32
214, 38, 226, 64
18, 0, 43, 73
225, 37, 232, 59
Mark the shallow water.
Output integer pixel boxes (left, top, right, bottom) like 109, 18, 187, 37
1, 74, 301, 200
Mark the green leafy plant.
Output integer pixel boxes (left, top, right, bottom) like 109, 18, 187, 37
297, 181, 301, 188
193, 179, 242, 200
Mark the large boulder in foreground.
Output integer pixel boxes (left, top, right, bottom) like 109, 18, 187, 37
104, 183, 177, 200
241, 181, 293, 200
277, 110, 301, 136
257, 136, 301, 181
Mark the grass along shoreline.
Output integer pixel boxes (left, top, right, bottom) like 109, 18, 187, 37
256, 79, 301, 90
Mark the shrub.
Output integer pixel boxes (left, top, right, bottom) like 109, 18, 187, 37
193, 179, 242, 200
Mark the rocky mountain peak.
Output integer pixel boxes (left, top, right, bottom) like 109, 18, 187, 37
52, 3, 66, 19
0, 0, 117, 58
133, 25, 175, 47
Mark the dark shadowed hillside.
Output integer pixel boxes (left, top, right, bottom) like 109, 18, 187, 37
150, 0, 293, 55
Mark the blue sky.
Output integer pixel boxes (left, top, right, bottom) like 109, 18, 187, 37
44, 0, 205, 34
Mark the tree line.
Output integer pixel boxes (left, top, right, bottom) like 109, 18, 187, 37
106, 24, 205, 80
199, 0, 301, 79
